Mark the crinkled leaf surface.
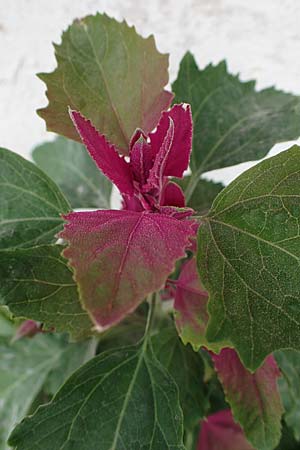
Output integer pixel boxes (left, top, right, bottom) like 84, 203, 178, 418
173, 52, 300, 176
32, 136, 112, 209
0, 147, 70, 250
0, 245, 92, 340
198, 145, 300, 370
9, 343, 185, 450
174, 257, 209, 350
275, 349, 300, 441
178, 177, 224, 214
38, 13, 173, 152
152, 326, 208, 429
61, 210, 194, 329
0, 334, 75, 450
198, 410, 254, 450
212, 349, 283, 450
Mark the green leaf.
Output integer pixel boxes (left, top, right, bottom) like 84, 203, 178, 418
32, 136, 112, 209
9, 343, 185, 450
44, 336, 96, 395
176, 177, 224, 213
275, 349, 300, 441
173, 53, 300, 198
0, 334, 74, 450
198, 145, 300, 370
0, 307, 15, 337
38, 13, 172, 152
0, 147, 70, 250
0, 245, 92, 340
151, 327, 208, 430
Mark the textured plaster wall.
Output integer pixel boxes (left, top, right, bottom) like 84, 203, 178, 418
1, 0, 300, 184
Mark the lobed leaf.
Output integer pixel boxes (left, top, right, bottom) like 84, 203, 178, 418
38, 13, 173, 152
0, 245, 92, 340
212, 349, 283, 450
0, 147, 70, 250
32, 136, 112, 209
61, 209, 195, 330
173, 52, 300, 195
198, 145, 300, 369
9, 343, 185, 450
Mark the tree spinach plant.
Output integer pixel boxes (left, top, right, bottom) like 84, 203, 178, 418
1, 12, 300, 450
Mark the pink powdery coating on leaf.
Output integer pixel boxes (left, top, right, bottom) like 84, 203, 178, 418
60, 210, 195, 330
198, 410, 254, 450
174, 257, 209, 347
161, 181, 185, 207
69, 109, 134, 196
212, 349, 283, 448
149, 103, 193, 178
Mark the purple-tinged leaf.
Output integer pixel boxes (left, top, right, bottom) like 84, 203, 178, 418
198, 410, 254, 450
144, 116, 175, 193
37, 13, 173, 151
61, 210, 195, 330
149, 103, 193, 179
129, 130, 152, 185
13, 320, 41, 341
212, 349, 283, 450
162, 181, 185, 207
174, 257, 209, 349
70, 110, 134, 196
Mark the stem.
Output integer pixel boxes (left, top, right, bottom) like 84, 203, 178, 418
185, 166, 204, 202
184, 428, 196, 450
143, 293, 156, 342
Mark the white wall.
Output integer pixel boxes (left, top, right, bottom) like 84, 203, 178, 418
1, 0, 300, 184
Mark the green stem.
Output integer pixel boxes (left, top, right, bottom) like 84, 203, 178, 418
143, 293, 156, 342
184, 428, 196, 450
185, 165, 204, 202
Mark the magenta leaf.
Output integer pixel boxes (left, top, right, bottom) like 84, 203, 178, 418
149, 103, 193, 178
69, 110, 134, 196
162, 181, 185, 207
129, 130, 152, 185
174, 257, 209, 349
198, 410, 254, 450
212, 349, 283, 450
61, 210, 195, 329
70, 104, 193, 213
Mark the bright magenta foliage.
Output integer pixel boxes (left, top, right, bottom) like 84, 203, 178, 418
61, 104, 196, 329
198, 410, 254, 450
